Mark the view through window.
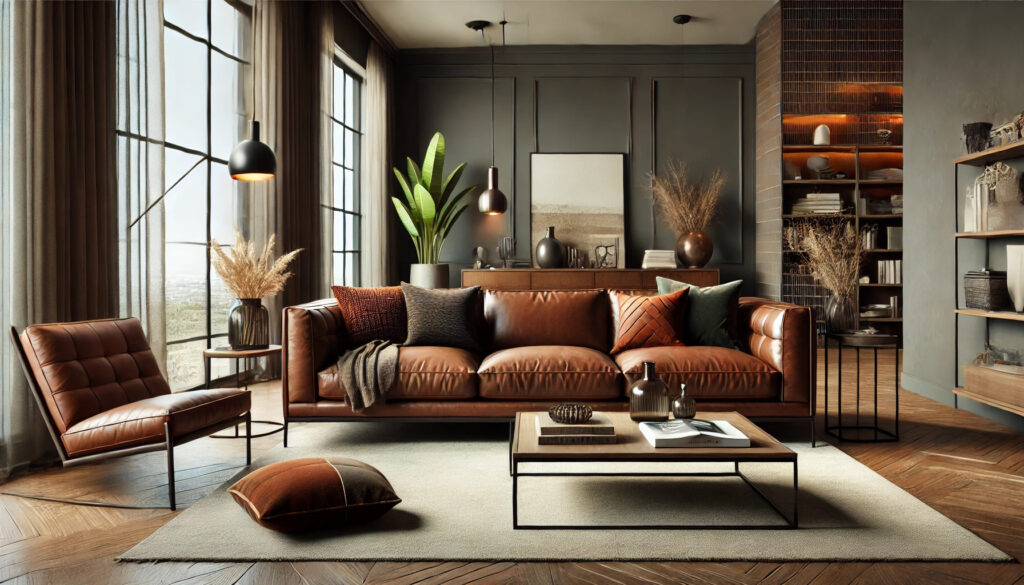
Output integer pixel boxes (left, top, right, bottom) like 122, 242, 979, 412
326, 59, 362, 286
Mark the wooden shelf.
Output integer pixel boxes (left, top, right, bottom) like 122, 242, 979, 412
859, 214, 903, 219
955, 308, 1024, 322
860, 283, 902, 287
858, 180, 903, 185
864, 249, 903, 253
955, 229, 1024, 239
782, 214, 855, 219
860, 317, 902, 322
783, 145, 858, 152
783, 179, 857, 185
953, 387, 1024, 417
954, 141, 1024, 166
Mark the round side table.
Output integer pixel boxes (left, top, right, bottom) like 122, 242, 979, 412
203, 345, 284, 439
824, 333, 900, 442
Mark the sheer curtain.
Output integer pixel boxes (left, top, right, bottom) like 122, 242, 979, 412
1, 0, 120, 475
361, 41, 394, 287
117, 0, 166, 373
248, 0, 333, 342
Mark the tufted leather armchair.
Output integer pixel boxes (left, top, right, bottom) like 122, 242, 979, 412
10, 318, 252, 510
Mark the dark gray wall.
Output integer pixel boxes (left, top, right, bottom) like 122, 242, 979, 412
904, 1, 1024, 429
393, 45, 756, 289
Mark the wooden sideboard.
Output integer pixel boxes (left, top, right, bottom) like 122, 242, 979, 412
460, 268, 719, 290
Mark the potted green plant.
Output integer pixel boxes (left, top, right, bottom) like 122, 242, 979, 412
392, 132, 477, 288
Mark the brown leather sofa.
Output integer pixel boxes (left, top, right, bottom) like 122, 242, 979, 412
11, 318, 252, 509
282, 289, 816, 444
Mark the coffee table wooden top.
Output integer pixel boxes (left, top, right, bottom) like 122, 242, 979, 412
512, 411, 795, 462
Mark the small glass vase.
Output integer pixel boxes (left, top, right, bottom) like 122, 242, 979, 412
671, 384, 697, 419
825, 293, 857, 333
629, 361, 670, 422
228, 298, 270, 350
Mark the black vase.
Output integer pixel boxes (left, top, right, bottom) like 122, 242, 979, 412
535, 226, 564, 269
228, 298, 270, 349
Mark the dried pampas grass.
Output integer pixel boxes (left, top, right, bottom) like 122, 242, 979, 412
788, 220, 862, 298
650, 161, 725, 234
210, 230, 302, 299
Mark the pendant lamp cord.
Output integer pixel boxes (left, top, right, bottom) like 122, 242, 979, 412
251, 1, 258, 123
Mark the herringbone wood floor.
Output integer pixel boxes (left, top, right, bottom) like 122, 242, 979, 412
0, 349, 1021, 585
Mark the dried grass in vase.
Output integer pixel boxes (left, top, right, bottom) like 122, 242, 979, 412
650, 161, 726, 234
210, 229, 302, 299
789, 220, 862, 299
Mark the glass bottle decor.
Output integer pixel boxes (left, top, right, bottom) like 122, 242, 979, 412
671, 384, 697, 419
228, 298, 270, 350
629, 361, 670, 422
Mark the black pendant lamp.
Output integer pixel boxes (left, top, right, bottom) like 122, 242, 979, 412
467, 19, 507, 215
230, 8, 276, 182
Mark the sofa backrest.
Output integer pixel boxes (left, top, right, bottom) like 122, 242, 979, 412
17, 318, 170, 433
482, 289, 611, 352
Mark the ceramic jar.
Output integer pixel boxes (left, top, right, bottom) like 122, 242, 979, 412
1008, 245, 1024, 312
675, 231, 714, 268
535, 226, 565, 268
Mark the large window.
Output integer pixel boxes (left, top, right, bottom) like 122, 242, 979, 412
325, 58, 362, 286
118, 0, 251, 390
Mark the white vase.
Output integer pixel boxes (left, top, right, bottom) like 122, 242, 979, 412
1007, 245, 1024, 312
813, 124, 831, 145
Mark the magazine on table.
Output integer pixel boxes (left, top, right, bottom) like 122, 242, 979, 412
639, 419, 750, 448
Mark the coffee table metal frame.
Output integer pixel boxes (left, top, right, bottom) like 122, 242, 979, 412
509, 412, 798, 530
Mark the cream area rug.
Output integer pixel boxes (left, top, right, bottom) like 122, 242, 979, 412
121, 422, 1009, 562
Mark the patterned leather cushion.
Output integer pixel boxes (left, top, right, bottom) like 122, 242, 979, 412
610, 288, 689, 354
330, 286, 407, 347
229, 457, 401, 532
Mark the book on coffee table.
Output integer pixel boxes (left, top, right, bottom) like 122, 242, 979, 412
638, 419, 750, 448
536, 411, 615, 436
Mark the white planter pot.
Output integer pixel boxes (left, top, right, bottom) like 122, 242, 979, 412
409, 263, 450, 289
1007, 245, 1024, 312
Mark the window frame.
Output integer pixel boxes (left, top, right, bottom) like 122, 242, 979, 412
323, 55, 364, 288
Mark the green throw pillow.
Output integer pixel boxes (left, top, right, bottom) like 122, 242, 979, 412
656, 277, 743, 349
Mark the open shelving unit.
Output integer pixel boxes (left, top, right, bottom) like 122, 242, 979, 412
953, 141, 1024, 416
781, 142, 904, 335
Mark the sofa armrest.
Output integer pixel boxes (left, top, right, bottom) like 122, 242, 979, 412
738, 297, 816, 412
282, 299, 344, 408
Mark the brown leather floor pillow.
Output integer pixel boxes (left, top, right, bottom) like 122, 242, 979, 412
228, 457, 401, 532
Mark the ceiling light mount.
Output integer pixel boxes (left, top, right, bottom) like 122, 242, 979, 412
673, 14, 692, 25
465, 20, 491, 31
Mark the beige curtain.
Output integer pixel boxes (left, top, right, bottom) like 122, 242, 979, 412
248, 0, 333, 343
361, 41, 394, 287
118, 0, 166, 374
1, 0, 119, 474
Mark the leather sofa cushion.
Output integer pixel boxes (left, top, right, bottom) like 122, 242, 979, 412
478, 346, 622, 400
615, 346, 779, 400
20, 318, 171, 433
229, 457, 400, 533
483, 290, 611, 352
61, 388, 251, 457
318, 346, 479, 401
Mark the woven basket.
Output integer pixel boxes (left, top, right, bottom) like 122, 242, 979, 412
964, 271, 1012, 310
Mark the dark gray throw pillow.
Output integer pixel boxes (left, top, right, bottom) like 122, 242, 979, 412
656, 277, 743, 349
401, 283, 481, 351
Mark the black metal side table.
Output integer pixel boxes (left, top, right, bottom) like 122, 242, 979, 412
204, 345, 284, 439
824, 333, 900, 442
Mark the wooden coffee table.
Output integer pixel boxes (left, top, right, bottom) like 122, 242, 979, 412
510, 411, 798, 529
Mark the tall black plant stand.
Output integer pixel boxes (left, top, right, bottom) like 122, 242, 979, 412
824, 333, 900, 442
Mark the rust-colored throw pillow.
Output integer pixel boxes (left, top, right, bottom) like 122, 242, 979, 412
331, 286, 407, 346
229, 457, 401, 533
611, 288, 689, 354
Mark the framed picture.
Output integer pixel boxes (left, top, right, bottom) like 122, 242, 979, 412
530, 153, 626, 268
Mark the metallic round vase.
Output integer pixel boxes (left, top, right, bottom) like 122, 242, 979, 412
675, 231, 713, 268
535, 226, 565, 268
629, 361, 670, 422
409, 263, 450, 289
671, 384, 697, 419
228, 298, 270, 350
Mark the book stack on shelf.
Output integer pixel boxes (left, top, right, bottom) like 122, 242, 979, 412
791, 192, 842, 216
877, 259, 902, 284
535, 412, 616, 445
641, 250, 677, 269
